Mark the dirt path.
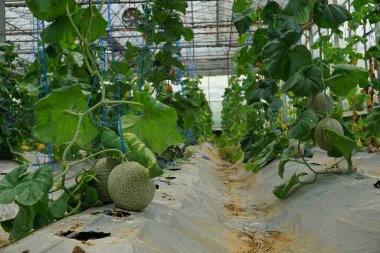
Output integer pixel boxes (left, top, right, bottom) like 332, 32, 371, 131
201, 145, 293, 253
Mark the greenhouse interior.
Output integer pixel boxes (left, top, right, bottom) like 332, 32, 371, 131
0, 0, 380, 252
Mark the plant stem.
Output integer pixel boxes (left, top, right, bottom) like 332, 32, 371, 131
68, 149, 124, 167
54, 3, 146, 190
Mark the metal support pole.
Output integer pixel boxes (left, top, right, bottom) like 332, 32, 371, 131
0, 0, 5, 43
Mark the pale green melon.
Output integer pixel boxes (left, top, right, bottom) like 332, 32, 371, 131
353, 101, 366, 111
92, 157, 120, 203
314, 118, 343, 152
108, 161, 155, 211
306, 93, 333, 119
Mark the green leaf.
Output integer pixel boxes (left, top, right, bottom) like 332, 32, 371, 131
324, 126, 356, 160
281, 65, 323, 97
251, 28, 269, 55
79, 6, 108, 42
0, 164, 28, 204
9, 205, 35, 242
313, 3, 352, 29
266, 98, 283, 117
261, 1, 282, 24
233, 8, 254, 35
100, 127, 123, 151
122, 92, 182, 153
262, 31, 312, 81
25, 0, 76, 22
1, 219, 15, 233
245, 140, 277, 173
273, 173, 307, 199
279, 147, 291, 179
365, 45, 380, 61
287, 109, 318, 141
285, 0, 316, 24
247, 79, 278, 104
325, 64, 369, 96
123, 133, 163, 178
40, 16, 76, 46
82, 185, 99, 207
32, 195, 50, 229
33, 86, 97, 146
365, 107, 380, 137
182, 28, 194, 41
232, 0, 252, 13
13, 166, 53, 206
47, 198, 67, 220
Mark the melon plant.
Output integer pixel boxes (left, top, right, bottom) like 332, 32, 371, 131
92, 157, 120, 203
314, 118, 344, 152
108, 161, 155, 211
306, 93, 333, 119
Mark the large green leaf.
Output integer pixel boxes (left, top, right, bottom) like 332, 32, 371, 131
47, 198, 67, 220
251, 28, 269, 55
123, 133, 163, 178
13, 166, 53, 206
25, 0, 76, 22
232, 0, 254, 34
313, 3, 352, 29
0, 164, 28, 204
324, 126, 356, 160
287, 109, 318, 141
247, 79, 278, 104
365, 107, 380, 137
261, 1, 282, 24
232, 0, 252, 13
284, 0, 316, 24
9, 205, 36, 242
79, 6, 108, 42
233, 8, 254, 35
245, 140, 276, 173
273, 172, 307, 199
122, 92, 182, 153
325, 64, 369, 96
41, 16, 74, 45
262, 31, 312, 81
33, 86, 97, 145
281, 65, 323, 97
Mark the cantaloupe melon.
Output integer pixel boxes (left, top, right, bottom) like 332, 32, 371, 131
306, 93, 333, 119
353, 101, 366, 111
108, 161, 155, 211
314, 118, 343, 152
92, 157, 120, 203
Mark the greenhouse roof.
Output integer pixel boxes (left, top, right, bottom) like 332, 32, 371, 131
3, 0, 286, 77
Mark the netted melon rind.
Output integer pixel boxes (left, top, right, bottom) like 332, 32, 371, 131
92, 157, 120, 203
314, 118, 343, 152
108, 161, 155, 211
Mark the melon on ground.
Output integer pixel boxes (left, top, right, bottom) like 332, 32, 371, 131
108, 161, 155, 211
92, 157, 120, 203
314, 118, 343, 152
306, 93, 333, 119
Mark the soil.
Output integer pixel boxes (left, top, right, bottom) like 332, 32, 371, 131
201, 146, 293, 253
0, 239, 9, 249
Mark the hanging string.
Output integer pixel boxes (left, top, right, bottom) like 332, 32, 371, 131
138, 3, 149, 90
107, 0, 126, 153
175, 41, 185, 95
38, 19, 55, 172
